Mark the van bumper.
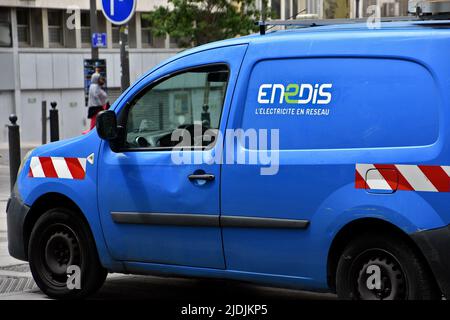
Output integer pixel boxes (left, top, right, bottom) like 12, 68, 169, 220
412, 226, 450, 299
6, 185, 29, 261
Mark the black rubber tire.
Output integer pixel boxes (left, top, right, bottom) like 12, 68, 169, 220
28, 208, 107, 299
336, 232, 441, 300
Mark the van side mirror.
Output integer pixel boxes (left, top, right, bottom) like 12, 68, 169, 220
96, 110, 118, 140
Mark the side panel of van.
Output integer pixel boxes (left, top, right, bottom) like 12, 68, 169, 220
221, 33, 449, 289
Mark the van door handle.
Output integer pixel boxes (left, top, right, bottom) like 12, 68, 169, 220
188, 174, 215, 182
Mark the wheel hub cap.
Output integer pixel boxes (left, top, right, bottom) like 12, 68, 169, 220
44, 231, 77, 275
355, 253, 407, 300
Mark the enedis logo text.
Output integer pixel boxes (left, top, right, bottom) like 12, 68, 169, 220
256, 83, 333, 117
258, 83, 333, 105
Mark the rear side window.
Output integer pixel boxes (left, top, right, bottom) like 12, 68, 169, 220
241, 58, 439, 150
123, 65, 229, 150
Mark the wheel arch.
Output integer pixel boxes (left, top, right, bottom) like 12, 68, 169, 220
326, 217, 436, 293
23, 192, 92, 260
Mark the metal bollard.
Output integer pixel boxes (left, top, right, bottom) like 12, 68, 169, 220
8, 114, 21, 192
41, 100, 47, 144
49, 101, 59, 142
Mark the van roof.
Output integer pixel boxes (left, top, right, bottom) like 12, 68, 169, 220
266, 19, 450, 33
184, 18, 450, 52
249, 18, 450, 39
140, 19, 450, 83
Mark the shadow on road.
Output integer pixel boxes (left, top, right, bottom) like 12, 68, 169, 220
90, 275, 337, 300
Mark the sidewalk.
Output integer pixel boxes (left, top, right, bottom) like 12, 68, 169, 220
0, 143, 39, 166
0, 165, 22, 268
0, 164, 41, 298
0, 141, 38, 267
0, 199, 23, 268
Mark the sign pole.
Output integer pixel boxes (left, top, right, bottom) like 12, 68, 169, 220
90, 0, 99, 59
120, 25, 130, 92
101, 0, 136, 91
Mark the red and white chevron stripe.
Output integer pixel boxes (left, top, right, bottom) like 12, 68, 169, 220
355, 164, 450, 193
28, 157, 87, 180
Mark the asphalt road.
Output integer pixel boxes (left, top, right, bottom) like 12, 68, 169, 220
0, 164, 336, 300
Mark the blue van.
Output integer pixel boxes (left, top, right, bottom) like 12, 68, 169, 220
6, 19, 450, 300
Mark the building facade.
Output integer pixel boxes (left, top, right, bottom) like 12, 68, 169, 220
0, 0, 410, 144
260, 0, 409, 20
0, 0, 180, 144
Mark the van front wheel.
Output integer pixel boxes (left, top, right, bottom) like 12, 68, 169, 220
336, 233, 441, 300
28, 208, 107, 299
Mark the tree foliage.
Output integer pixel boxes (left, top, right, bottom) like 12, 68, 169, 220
143, 0, 265, 47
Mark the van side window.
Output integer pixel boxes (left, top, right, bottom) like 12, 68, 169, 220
123, 65, 229, 150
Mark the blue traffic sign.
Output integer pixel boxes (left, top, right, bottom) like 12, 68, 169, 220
101, 0, 136, 25
92, 33, 107, 48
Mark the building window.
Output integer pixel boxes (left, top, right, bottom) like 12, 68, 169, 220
285, 0, 291, 19
48, 10, 63, 47
80, 11, 91, 46
140, 16, 165, 48
292, 0, 299, 18
17, 8, 30, 46
361, 0, 409, 17
169, 36, 179, 49
112, 24, 120, 47
141, 16, 152, 47
324, 0, 350, 19
0, 8, 11, 47
153, 36, 166, 48
271, 0, 281, 18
